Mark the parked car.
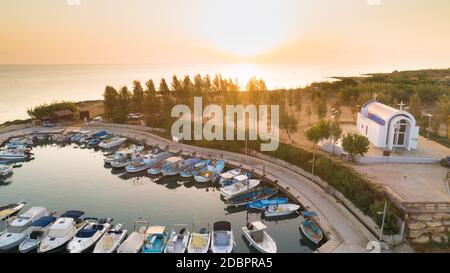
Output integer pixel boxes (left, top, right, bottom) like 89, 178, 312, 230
42, 121, 56, 127
440, 156, 450, 167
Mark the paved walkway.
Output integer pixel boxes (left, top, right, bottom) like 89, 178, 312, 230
0, 124, 377, 252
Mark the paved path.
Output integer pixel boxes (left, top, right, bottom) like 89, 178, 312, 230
0, 124, 376, 252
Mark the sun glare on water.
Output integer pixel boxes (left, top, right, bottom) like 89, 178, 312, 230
201, 0, 297, 58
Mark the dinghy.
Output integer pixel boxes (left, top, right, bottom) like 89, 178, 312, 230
242, 221, 277, 253
164, 224, 190, 253
0, 201, 26, 220
187, 225, 211, 253
117, 219, 149, 253
211, 221, 234, 253
220, 175, 260, 200
141, 226, 168, 253
299, 211, 323, 245
18, 216, 56, 253
67, 218, 112, 253
263, 204, 300, 218
0, 165, 13, 177
227, 188, 278, 207
246, 198, 289, 210
93, 223, 128, 253
0, 207, 48, 251
39, 210, 86, 253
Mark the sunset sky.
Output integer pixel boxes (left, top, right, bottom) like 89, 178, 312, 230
0, 0, 449, 70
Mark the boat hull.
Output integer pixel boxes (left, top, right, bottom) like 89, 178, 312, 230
242, 227, 277, 253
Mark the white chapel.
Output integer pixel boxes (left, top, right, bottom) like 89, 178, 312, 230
356, 99, 420, 151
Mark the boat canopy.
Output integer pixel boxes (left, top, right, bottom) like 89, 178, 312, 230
32, 216, 56, 227
76, 225, 104, 238
233, 175, 248, 182
146, 226, 166, 235
249, 221, 267, 231
303, 211, 318, 218
61, 210, 85, 220
213, 221, 231, 231
166, 157, 182, 163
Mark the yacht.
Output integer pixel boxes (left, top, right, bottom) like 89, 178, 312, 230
0, 207, 48, 251
18, 216, 57, 253
38, 210, 86, 253
67, 218, 112, 253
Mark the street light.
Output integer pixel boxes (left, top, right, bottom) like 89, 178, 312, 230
309, 153, 316, 183
425, 114, 433, 140
378, 201, 388, 243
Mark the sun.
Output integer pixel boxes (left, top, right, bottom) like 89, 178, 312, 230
200, 0, 296, 57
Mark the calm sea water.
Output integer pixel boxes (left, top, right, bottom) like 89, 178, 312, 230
0, 143, 316, 253
0, 64, 367, 124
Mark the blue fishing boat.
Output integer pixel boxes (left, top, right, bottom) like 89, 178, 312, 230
141, 226, 168, 253
299, 211, 323, 245
179, 158, 202, 178
190, 160, 211, 176
194, 160, 225, 183
227, 188, 278, 207
246, 197, 289, 210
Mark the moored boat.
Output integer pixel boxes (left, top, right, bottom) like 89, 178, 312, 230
141, 226, 168, 253
93, 223, 128, 253
0, 164, 13, 177
0, 150, 28, 161
227, 188, 278, 207
126, 151, 172, 173
187, 224, 211, 253
160, 156, 183, 177
164, 224, 190, 253
211, 221, 234, 253
220, 175, 260, 200
0, 201, 26, 220
246, 197, 289, 210
299, 211, 323, 245
242, 221, 277, 253
179, 158, 202, 178
263, 204, 300, 218
98, 136, 127, 149
217, 168, 242, 186
18, 216, 57, 253
67, 217, 112, 253
117, 219, 149, 253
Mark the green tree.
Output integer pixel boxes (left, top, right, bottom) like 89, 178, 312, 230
305, 104, 312, 125
102, 86, 119, 120
437, 96, 450, 134
342, 133, 370, 162
315, 97, 328, 120
408, 93, 422, 124
132, 80, 145, 113
305, 120, 331, 148
330, 121, 343, 153
145, 79, 156, 94
281, 111, 299, 142
159, 78, 170, 94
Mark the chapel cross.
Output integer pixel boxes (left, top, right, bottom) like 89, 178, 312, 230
398, 101, 406, 111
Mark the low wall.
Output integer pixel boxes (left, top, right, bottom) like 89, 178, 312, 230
0, 123, 32, 134
406, 213, 450, 245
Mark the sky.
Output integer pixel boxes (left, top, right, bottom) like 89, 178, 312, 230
0, 0, 449, 71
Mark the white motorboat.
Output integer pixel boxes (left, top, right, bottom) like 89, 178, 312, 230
117, 219, 149, 253
67, 218, 112, 253
220, 175, 260, 200
263, 204, 300, 218
0, 150, 28, 161
0, 201, 26, 220
211, 221, 234, 253
242, 221, 277, 253
187, 225, 211, 253
126, 151, 172, 173
0, 207, 48, 251
0, 165, 13, 177
93, 223, 128, 253
218, 169, 242, 186
18, 216, 57, 253
164, 224, 190, 253
39, 210, 86, 253
98, 137, 127, 149
110, 146, 145, 168
160, 156, 183, 177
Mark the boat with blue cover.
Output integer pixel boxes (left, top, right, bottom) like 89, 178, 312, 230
67, 217, 113, 253
246, 198, 289, 210
227, 188, 278, 207
141, 226, 168, 253
18, 215, 57, 253
299, 211, 323, 245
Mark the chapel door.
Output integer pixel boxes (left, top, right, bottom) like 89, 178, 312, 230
393, 119, 408, 147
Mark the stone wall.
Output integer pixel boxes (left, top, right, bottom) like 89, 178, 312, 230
407, 213, 450, 245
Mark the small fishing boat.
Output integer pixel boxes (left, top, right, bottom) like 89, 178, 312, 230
208, 160, 225, 173
179, 158, 202, 178
187, 224, 211, 253
263, 204, 300, 218
98, 136, 127, 149
217, 168, 242, 186
194, 170, 214, 183
242, 221, 277, 253
0, 164, 13, 177
141, 226, 168, 253
18, 216, 57, 253
299, 211, 323, 245
164, 224, 191, 253
227, 188, 278, 207
147, 162, 162, 175
0, 201, 26, 220
211, 221, 234, 253
246, 198, 289, 210
160, 156, 183, 176
39, 210, 86, 253
117, 219, 149, 253
190, 160, 211, 176
0, 150, 28, 161
93, 223, 128, 253
110, 145, 145, 168
0, 207, 49, 251
126, 151, 172, 173
67, 218, 112, 253
220, 175, 260, 200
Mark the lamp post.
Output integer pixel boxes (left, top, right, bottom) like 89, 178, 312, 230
309, 153, 316, 183
425, 114, 433, 140
378, 201, 388, 243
